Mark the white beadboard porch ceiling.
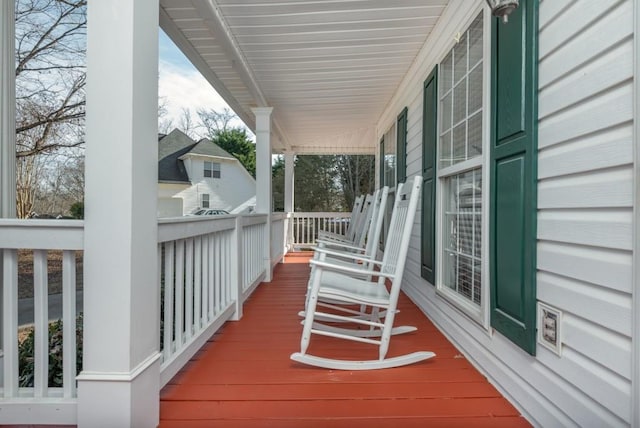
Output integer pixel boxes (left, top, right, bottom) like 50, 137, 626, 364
159, 0, 449, 154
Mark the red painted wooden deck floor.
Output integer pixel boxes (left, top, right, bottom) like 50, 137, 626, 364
160, 253, 531, 428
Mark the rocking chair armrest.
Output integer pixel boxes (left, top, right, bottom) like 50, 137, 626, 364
316, 239, 366, 253
310, 259, 394, 279
313, 247, 381, 264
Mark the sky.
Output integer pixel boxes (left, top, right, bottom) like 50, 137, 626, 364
158, 30, 249, 137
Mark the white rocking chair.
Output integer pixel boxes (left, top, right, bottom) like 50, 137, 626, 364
313, 186, 389, 271
300, 186, 391, 321
291, 176, 435, 370
318, 194, 364, 243
318, 192, 374, 249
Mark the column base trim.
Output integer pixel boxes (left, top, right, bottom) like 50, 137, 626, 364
76, 351, 161, 383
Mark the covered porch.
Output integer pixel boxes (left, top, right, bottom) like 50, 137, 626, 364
159, 254, 528, 427
0, 0, 538, 426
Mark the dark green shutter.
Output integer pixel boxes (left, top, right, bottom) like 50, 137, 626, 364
421, 67, 437, 284
396, 107, 408, 184
490, 0, 538, 355
379, 137, 385, 187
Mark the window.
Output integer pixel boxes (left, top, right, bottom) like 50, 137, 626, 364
201, 193, 210, 208
396, 107, 408, 184
436, 12, 486, 318
204, 161, 221, 178
382, 124, 396, 188
378, 122, 399, 246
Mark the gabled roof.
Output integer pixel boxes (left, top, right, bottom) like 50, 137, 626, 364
188, 138, 235, 159
158, 129, 241, 183
158, 129, 194, 183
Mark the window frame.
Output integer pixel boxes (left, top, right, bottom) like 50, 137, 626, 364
204, 161, 221, 178
201, 193, 210, 208
396, 107, 408, 184
434, 6, 492, 328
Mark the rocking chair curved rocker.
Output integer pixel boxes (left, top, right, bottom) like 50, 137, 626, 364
291, 176, 435, 370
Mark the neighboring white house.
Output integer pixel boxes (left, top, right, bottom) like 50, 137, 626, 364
157, 129, 255, 217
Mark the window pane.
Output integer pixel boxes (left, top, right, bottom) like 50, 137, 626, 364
441, 92, 452, 132
468, 15, 483, 68
384, 124, 396, 188
468, 65, 483, 115
468, 112, 483, 158
439, 130, 452, 169
453, 33, 467, 84
440, 51, 453, 97
442, 169, 482, 305
211, 162, 221, 178
452, 123, 466, 165
453, 78, 467, 125
438, 12, 483, 168
204, 161, 213, 177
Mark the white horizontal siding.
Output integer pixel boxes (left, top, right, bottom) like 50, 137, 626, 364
536, 0, 634, 426
537, 241, 632, 293
377, 0, 635, 426
537, 271, 632, 337
538, 167, 633, 209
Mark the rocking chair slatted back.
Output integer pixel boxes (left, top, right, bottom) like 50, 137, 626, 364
345, 194, 364, 241
363, 186, 390, 260
351, 193, 374, 247
380, 180, 416, 279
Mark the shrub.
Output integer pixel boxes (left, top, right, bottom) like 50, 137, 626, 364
19, 313, 83, 387
69, 201, 84, 219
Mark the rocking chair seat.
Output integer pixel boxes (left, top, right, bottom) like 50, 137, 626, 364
316, 269, 391, 308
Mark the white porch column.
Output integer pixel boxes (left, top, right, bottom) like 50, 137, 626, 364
284, 153, 295, 213
0, 0, 17, 386
78, 1, 160, 427
252, 107, 273, 281
0, 0, 15, 219
283, 152, 295, 251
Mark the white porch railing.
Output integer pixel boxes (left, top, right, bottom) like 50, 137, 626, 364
0, 219, 83, 423
241, 215, 268, 293
290, 212, 351, 248
0, 213, 286, 424
270, 212, 286, 266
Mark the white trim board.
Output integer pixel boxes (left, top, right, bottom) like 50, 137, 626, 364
631, 0, 640, 425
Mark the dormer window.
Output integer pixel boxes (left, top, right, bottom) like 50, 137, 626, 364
204, 161, 221, 178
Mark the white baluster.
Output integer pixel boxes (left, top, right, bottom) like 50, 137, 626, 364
62, 250, 77, 398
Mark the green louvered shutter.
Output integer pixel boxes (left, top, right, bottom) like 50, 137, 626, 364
489, 0, 538, 355
396, 107, 408, 184
421, 67, 437, 284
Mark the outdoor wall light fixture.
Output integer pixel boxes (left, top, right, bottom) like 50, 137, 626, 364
485, 0, 519, 23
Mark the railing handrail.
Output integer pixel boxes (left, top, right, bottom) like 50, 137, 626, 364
241, 213, 269, 227
158, 216, 236, 243
291, 212, 350, 217
0, 219, 84, 250
271, 212, 286, 221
